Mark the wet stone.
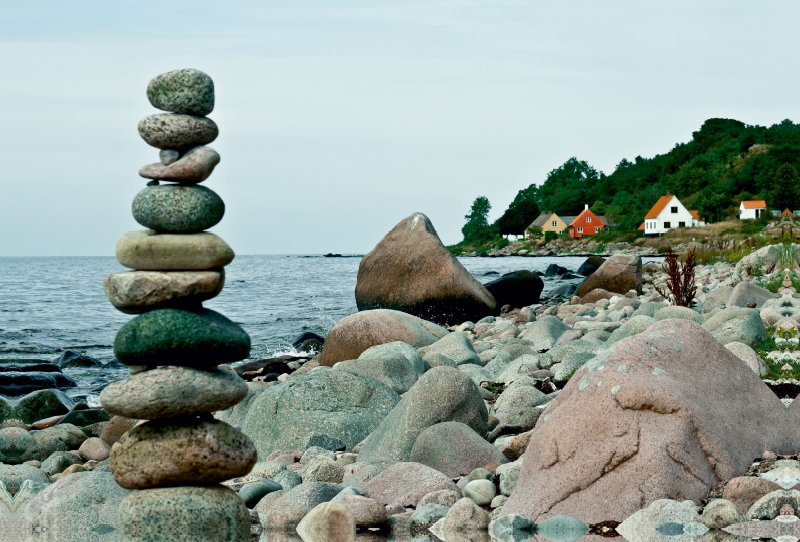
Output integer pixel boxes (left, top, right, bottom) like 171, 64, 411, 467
114, 308, 250, 367
132, 184, 224, 233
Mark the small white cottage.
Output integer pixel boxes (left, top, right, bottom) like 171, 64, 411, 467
641, 191, 704, 236
739, 200, 767, 219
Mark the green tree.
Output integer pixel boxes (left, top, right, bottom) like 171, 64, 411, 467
462, 196, 492, 241
495, 184, 540, 235
771, 162, 800, 211
525, 225, 543, 241
537, 157, 601, 215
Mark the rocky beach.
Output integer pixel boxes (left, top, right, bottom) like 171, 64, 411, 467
3, 72, 800, 542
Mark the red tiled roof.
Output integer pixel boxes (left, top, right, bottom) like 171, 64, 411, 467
644, 195, 673, 219
689, 210, 702, 220
741, 200, 767, 209
638, 222, 645, 230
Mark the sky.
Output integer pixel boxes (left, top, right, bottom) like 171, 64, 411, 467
2, 1, 800, 256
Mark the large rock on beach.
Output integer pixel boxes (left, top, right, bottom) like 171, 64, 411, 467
110, 417, 257, 489
103, 270, 225, 314
357, 366, 488, 463
574, 254, 642, 297
361, 462, 459, 507
100, 366, 248, 419
484, 270, 544, 310
139, 146, 221, 184
117, 485, 250, 542
577, 255, 606, 276
261, 482, 343, 533
702, 306, 766, 346
116, 229, 234, 270
15, 471, 131, 541
726, 281, 777, 309
359, 341, 425, 375
735, 244, 780, 275
319, 309, 447, 367
418, 332, 481, 368
517, 315, 571, 352
9, 389, 73, 424
409, 421, 507, 477
147, 68, 215, 116
333, 357, 417, 394
0, 371, 76, 396
114, 308, 250, 367
138, 113, 218, 150
241, 370, 399, 457
354, 212, 496, 325
501, 319, 786, 525
132, 184, 224, 232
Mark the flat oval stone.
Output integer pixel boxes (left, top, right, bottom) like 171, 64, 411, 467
132, 185, 224, 232
110, 418, 257, 489
100, 366, 248, 419
139, 146, 220, 183
104, 270, 224, 314
147, 69, 214, 116
116, 230, 234, 270
118, 485, 250, 542
113, 308, 250, 367
138, 113, 218, 150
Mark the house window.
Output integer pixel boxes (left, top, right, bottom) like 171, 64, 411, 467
671, 207, 678, 213
578, 227, 583, 233
586, 216, 591, 223
664, 221, 671, 228
551, 220, 557, 227
679, 221, 686, 228
595, 227, 600, 233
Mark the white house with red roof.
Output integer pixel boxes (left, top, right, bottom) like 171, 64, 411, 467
641, 191, 704, 236
739, 200, 767, 219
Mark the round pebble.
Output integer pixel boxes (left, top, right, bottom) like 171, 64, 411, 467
100, 366, 248, 419
296, 502, 356, 542
132, 185, 224, 233
109, 417, 257, 489
138, 113, 218, 150
118, 485, 250, 542
113, 308, 250, 367
147, 69, 215, 116
463, 479, 496, 506
238, 479, 282, 507
78, 437, 111, 462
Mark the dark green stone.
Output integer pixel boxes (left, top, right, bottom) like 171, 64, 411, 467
132, 185, 224, 233
56, 409, 110, 427
114, 309, 250, 368
147, 69, 214, 116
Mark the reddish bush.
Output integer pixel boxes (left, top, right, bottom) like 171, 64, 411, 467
655, 246, 698, 307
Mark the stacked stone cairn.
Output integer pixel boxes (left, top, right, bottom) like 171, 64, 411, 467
99, 69, 256, 542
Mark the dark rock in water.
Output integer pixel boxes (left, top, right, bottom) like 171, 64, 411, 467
113, 308, 250, 368
355, 213, 496, 325
55, 350, 101, 368
291, 332, 325, 348
544, 264, 569, 277
132, 184, 225, 233
577, 255, 606, 276
297, 339, 322, 353
0, 363, 62, 373
11, 389, 74, 423
547, 283, 578, 299
575, 255, 642, 297
484, 271, 544, 311
560, 273, 581, 280
483, 271, 499, 276
324, 253, 343, 257
0, 372, 77, 396
57, 409, 110, 428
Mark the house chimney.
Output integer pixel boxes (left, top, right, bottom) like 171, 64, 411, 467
666, 190, 671, 196
584, 204, 589, 210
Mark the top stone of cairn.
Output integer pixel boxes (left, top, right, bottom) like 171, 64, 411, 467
147, 69, 215, 117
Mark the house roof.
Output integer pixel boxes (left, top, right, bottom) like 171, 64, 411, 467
638, 222, 645, 230
644, 195, 674, 219
741, 200, 767, 209
560, 216, 575, 225
530, 213, 552, 228
596, 215, 608, 225
689, 210, 703, 220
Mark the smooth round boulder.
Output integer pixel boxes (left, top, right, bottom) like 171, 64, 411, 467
139, 146, 221, 184
132, 184, 224, 233
116, 229, 234, 271
101, 366, 248, 419
147, 68, 215, 116
138, 113, 218, 150
118, 485, 250, 542
409, 421, 507, 477
296, 502, 356, 542
110, 417, 257, 489
484, 270, 544, 311
463, 479, 496, 506
103, 270, 225, 314
78, 437, 111, 462
113, 308, 250, 367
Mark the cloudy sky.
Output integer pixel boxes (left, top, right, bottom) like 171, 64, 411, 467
2, 1, 799, 256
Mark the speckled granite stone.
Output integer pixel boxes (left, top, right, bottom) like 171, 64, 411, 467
132, 184, 224, 232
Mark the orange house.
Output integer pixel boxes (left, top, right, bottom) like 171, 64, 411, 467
568, 205, 607, 238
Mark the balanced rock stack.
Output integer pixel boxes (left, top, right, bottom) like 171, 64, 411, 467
100, 69, 256, 541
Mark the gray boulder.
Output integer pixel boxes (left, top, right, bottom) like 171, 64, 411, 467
333, 356, 418, 394
552, 352, 597, 381
653, 306, 703, 323
361, 462, 459, 507
357, 367, 488, 463
213, 382, 265, 428
359, 341, 425, 375
606, 315, 655, 345
241, 370, 400, 458
418, 332, 481, 369
409, 422, 507, 477
517, 316, 571, 352
725, 342, 768, 377
702, 307, 766, 346
259, 481, 344, 533
458, 364, 493, 386
735, 245, 780, 275
631, 302, 666, 318
727, 281, 778, 309
494, 383, 549, 420
701, 285, 733, 314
